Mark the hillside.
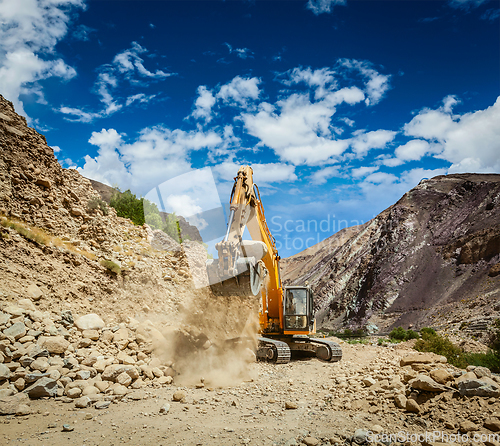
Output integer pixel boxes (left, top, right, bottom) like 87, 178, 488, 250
282, 174, 500, 336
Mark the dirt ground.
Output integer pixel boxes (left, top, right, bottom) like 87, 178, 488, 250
1, 341, 415, 446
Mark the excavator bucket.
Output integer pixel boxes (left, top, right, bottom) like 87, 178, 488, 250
206, 256, 265, 297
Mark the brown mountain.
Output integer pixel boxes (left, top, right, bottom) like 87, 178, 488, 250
282, 174, 500, 335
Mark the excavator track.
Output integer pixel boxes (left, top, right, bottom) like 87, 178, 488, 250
308, 338, 342, 362
257, 337, 291, 364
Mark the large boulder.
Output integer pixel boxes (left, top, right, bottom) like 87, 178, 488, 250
400, 353, 447, 366
3, 322, 26, 340
409, 374, 447, 392
0, 393, 30, 415
23, 377, 58, 398
102, 364, 140, 382
39, 336, 69, 354
0, 364, 11, 380
457, 378, 500, 397
75, 314, 105, 331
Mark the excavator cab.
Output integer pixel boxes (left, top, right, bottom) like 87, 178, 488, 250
283, 286, 314, 332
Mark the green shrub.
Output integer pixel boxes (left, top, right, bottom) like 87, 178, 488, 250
110, 189, 145, 226
414, 331, 468, 368
100, 259, 121, 275
406, 329, 420, 340
420, 327, 437, 339
87, 197, 109, 216
389, 327, 407, 341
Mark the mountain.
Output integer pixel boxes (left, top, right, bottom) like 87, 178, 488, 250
282, 174, 500, 335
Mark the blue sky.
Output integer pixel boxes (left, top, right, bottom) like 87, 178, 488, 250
1, 0, 499, 256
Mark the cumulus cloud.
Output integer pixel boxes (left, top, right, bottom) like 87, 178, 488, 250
306, 0, 346, 15
394, 139, 431, 162
310, 166, 340, 185
0, 0, 84, 118
213, 161, 297, 186
59, 42, 174, 122
350, 129, 396, 157
190, 76, 261, 122
404, 95, 500, 172
78, 126, 223, 195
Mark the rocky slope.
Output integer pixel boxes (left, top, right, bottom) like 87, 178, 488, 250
282, 174, 500, 335
88, 178, 203, 243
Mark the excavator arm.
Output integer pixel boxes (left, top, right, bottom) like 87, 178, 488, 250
206, 166, 283, 332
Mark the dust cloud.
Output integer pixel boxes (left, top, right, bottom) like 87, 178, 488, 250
156, 242, 261, 387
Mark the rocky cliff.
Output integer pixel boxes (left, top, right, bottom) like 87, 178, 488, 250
282, 174, 500, 335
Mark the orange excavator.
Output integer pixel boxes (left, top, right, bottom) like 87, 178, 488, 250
206, 166, 342, 364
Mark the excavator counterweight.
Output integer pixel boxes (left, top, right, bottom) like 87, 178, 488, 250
207, 165, 342, 364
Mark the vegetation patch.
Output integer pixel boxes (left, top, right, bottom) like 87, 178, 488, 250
87, 197, 109, 216
100, 259, 122, 275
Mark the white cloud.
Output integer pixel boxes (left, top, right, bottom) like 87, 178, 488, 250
394, 139, 430, 161
306, 0, 346, 15
310, 166, 340, 185
404, 95, 500, 172
191, 85, 216, 122
51, 146, 62, 153
0, 0, 83, 118
339, 59, 391, 106
59, 42, 173, 122
351, 166, 379, 178
79, 126, 224, 195
224, 43, 254, 60
217, 76, 261, 107
350, 129, 396, 157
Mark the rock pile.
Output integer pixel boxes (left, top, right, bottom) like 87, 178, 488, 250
0, 303, 177, 415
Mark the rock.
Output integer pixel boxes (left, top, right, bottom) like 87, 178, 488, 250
61, 310, 74, 326
456, 371, 477, 383
474, 366, 492, 378
0, 393, 30, 415
75, 370, 91, 380
17, 298, 36, 312
0, 363, 11, 380
24, 377, 58, 398
459, 420, 478, 432
394, 394, 407, 409
82, 386, 99, 396
158, 376, 173, 385
400, 353, 447, 366
75, 314, 104, 331
26, 284, 43, 301
116, 372, 132, 387
0, 312, 10, 325
102, 364, 139, 381
173, 390, 186, 402
303, 437, 320, 446
409, 374, 447, 392
35, 178, 51, 189
112, 384, 128, 396
353, 429, 370, 444
94, 381, 109, 392
82, 330, 99, 341
406, 398, 420, 413
24, 371, 50, 384
13, 378, 25, 391
71, 207, 84, 216
484, 418, 500, 432
62, 424, 74, 432
362, 377, 376, 387
66, 388, 82, 399
95, 401, 111, 409
285, 401, 298, 409
457, 378, 500, 397
40, 336, 69, 354
30, 357, 50, 372
3, 322, 26, 340
74, 396, 91, 408
430, 369, 454, 384
159, 403, 171, 414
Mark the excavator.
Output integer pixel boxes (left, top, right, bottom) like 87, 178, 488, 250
206, 166, 342, 364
